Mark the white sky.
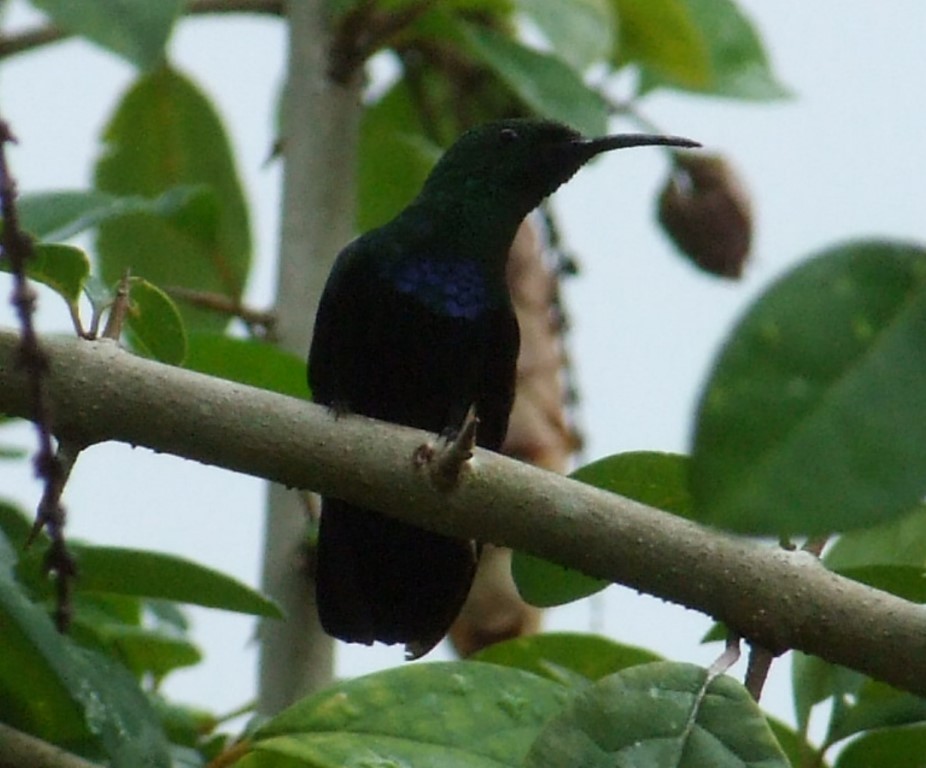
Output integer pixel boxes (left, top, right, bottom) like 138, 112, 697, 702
0, 0, 924, 738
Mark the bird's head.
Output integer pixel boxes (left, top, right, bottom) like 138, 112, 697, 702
418, 118, 700, 223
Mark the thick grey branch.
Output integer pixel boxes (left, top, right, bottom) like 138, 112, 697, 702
0, 721, 100, 768
1, 329, 925, 696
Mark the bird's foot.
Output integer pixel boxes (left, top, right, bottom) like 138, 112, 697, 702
415, 405, 479, 490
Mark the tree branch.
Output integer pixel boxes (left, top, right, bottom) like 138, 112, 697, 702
1, 328, 925, 696
0, 721, 100, 768
255, 0, 362, 713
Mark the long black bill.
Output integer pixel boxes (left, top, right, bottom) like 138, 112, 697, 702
576, 133, 701, 159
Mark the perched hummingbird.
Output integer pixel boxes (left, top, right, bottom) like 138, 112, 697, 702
308, 118, 698, 658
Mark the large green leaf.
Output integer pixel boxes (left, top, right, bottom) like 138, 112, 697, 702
356, 81, 440, 232
460, 23, 608, 136
0, 568, 170, 765
765, 718, 823, 768
513, 452, 690, 606
1, 507, 199, 684
835, 724, 926, 768
692, 240, 926, 536
16, 540, 280, 619
95, 66, 251, 332
791, 652, 865, 737
824, 506, 926, 601
517, 0, 614, 72
66, 545, 282, 618
636, 0, 789, 100
0, 554, 91, 754
0, 243, 89, 306
186, 333, 309, 400
473, 632, 661, 684
826, 678, 926, 746
250, 661, 570, 767
28, 0, 183, 69
524, 663, 788, 767
17, 186, 207, 243
613, 0, 711, 88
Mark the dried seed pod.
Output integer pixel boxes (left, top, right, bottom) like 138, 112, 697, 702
658, 152, 753, 279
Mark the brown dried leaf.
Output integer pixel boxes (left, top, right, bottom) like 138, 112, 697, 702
658, 152, 753, 279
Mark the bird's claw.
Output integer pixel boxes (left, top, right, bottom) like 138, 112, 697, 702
415, 405, 479, 490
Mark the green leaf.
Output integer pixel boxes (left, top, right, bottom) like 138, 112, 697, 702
125, 277, 187, 365
63, 594, 200, 682
28, 0, 183, 69
574, 451, 693, 515
86, 623, 202, 681
460, 23, 608, 135
512, 551, 605, 608
636, 0, 790, 100
357, 81, 440, 232
252, 661, 570, 767
67, 646, 173, 767
83, 274, 114, 315
95, 66, 251, 333
835, 724, 926, 768
524, 662, 788, 767
150, 695, 220, 750
826, 679, 926, 745
0, 504, 24, 577
0, 444, 27, 460
0, 572, 91, 752
513, 452, 690, 606
67, 545, 282, 618
17, 186, 208, 243
613, 0, 711, 88
692, 240, 926, 536
824, 506, 926, 601
834, 725, 926, 768
517, 0, 614, 72
2, 512, 198, 687
0, 569, 170, 765
186, 333, 309, 400
791, 652, 865, 735
472, 632, 661, 684
0, 243, 89, 306
765, 717, 823, 768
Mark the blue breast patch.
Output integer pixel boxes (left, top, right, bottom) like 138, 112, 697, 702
387, 258, 489, 320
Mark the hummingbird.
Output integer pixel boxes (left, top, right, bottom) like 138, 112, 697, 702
308, 118, 698, 658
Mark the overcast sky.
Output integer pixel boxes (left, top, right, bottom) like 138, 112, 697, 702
1, 1, 924, 734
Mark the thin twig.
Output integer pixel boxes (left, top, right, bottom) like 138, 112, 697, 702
101, 270, 132, 340
328, 0, 435, 84
710, 632, 742, 679
31, 440, 82, 631
0, 117, 76, 631
166, 286, 277, 339
744, 644, 776, 701
802, 536, 830, 558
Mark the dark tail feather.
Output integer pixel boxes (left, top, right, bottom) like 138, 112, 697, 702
315, 497, 478, 658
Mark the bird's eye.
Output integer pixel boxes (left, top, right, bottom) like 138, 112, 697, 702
499, 127, 519, 143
